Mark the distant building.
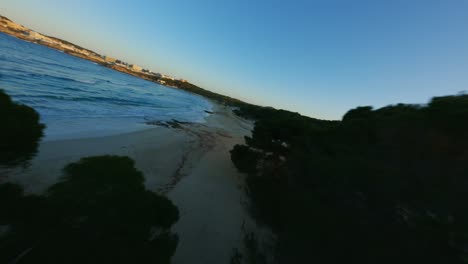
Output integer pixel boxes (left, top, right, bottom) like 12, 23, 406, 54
130, 64, 142, 72
162, 74, 175, 80
28, 31, 44, 40
104, 56, 117, 63
60, 44, 75, 51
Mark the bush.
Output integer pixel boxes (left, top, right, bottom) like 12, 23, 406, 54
230, 145, 261, 174
0, 90, 45, 165
0, 155, 179, 264
231, 94, 468, 264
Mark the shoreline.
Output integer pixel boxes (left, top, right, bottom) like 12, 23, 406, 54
1, 17, 263, 263
1, 102, 257, 264
1, 102, 241, 191
0, 29, 181, 94
40, 110, 214, 143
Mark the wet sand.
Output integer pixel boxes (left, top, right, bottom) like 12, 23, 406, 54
1, 102, 257, 264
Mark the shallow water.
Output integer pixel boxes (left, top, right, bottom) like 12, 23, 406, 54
0, 32, 212, 141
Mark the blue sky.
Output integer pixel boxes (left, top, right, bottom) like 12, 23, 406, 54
2, 0, 468, 119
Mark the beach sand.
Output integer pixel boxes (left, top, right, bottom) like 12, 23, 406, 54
1, 102, 257, 264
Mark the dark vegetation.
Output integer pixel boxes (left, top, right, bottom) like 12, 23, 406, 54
230, 94, 468, 264
0, 156, 179, 263
0, 91, 179, 263
230, 232, 269, 264
0, 90, 45, 165
158, 78, 248, 106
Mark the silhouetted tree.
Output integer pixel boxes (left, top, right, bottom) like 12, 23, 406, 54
0, 90, 45, 165
0, 156, 179, 264
231, 94, 468, 264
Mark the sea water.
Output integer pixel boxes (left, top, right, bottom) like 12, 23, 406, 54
0, 32, 212, 141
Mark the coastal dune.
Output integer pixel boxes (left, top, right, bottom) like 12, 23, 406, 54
1, 103, 255, 263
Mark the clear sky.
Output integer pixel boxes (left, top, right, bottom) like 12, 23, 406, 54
2, 0, 468, 119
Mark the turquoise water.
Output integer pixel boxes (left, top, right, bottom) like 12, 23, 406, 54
0, 32, 212, 140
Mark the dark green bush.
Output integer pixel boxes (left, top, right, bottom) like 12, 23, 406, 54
230, 145, 261, 174
0, 155, 179, 264
231, 94, 468, 264
0, 90, 45, 165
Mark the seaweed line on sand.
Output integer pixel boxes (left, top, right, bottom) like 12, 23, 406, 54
157, 123, 221, 194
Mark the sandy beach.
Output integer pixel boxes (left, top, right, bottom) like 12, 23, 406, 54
1, 102, 257, 264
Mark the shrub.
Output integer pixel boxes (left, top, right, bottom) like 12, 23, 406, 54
0, 155, 179, 264
0, 90, 45, 165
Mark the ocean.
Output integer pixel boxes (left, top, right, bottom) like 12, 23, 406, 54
0, 32, 212, 141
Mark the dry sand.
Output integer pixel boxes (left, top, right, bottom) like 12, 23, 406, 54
1, 102, 259, 264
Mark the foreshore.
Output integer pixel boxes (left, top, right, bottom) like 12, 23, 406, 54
1, 102, 257, 263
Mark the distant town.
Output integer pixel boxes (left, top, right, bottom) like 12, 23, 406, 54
0, 15, 187, 87
0, 15, 246, 106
